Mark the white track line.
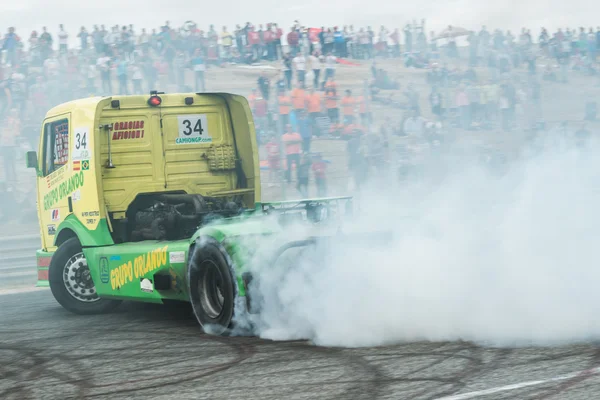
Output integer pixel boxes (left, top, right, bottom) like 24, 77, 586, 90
3, 271, 36, 278
0, 286, 48, 296
437, 366, 600, 400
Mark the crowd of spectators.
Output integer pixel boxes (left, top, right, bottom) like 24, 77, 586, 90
0, 20, 597, 210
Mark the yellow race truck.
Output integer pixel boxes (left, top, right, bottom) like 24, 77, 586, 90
26, 91, 354, 335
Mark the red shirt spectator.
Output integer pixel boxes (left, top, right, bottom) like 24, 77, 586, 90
312, 159, 327, 179
266, 139, 280, 169
263, 29, 273, 43
287, 31, 299, 46
254, 97, 268, 117
248, 30, 260, 45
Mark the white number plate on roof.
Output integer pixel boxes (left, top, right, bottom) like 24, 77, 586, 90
176, 115, 212, 144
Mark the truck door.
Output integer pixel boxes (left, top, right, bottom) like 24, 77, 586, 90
159, 96, 238, 195
99, 111, 163, 214
38, 115, 72, 250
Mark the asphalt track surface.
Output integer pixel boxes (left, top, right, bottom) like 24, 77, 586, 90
2, 290, 600, 400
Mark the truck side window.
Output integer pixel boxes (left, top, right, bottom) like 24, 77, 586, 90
42, 119, 69, 176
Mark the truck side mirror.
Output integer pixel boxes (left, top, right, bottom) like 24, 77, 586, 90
26, 151, 38, 171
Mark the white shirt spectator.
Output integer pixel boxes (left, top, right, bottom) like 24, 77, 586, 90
293, 55, 306, 71
58, 30, 68, 45
309, 54, 322, 71
325, 54, 337, 70
96, 56, 111, 73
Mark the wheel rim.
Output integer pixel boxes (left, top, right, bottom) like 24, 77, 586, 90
62, 252, 100, 303
199, 260, 225, 319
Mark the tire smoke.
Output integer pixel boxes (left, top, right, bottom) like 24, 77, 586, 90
239, 134, 600, 347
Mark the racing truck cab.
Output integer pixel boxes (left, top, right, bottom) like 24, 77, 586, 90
26, 92, 353, 335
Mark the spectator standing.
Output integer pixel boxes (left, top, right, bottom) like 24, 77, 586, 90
293, 51, 306, 85
191, 48, 206, 91
324, 77, 339, 125
3, 28, 20, 66
265, 134, 281, 186
282, 54, 293, 90
116, 56, 129, 95
312, 153, 328, 197
296, 153, 311, 198
78, 27, 89, 51
297, 111, 312, 153
307, 88, 323, 135
257, 71, 270, 100
58, 25, 69, 54
221, 26, 234, 61
291, 83, 307, 120
341, 89, 356, 125
324, 52, 337, 83
277, 89, 292, 128
282, 124, 302, 183
97, 53, 112, 95
309, 50, 323, 89
287, 28, 300, 57
40, 27, 53, 61
131, 63, 144, 94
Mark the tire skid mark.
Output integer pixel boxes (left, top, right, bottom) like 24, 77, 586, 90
530, 348, 600, 400
0, 326, 256, 398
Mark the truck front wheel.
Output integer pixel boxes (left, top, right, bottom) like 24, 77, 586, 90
187, 238, 236, 335
49, 237, 121, 315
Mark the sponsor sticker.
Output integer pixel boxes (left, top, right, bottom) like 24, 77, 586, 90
51, 209, 60, 221
140, 278, 154, 293
169, 251, 185, 264
111, 120, 145, 140
109, 255, 121, 261
100, 257, 109, 284
47, 224, 56, 236
72, 189, 81, 202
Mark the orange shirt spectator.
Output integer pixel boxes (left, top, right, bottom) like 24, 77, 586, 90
291, 87, 307, 110
278, 95, 292, 115
325, 80, 337, 93
282, 131, 302, 155
325, 91, 338, 109
307, 92, 322, 113
341, 95, 355, 116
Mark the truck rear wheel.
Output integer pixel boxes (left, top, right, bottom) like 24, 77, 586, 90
187, 238, 236, 335
49, 237, 121, 315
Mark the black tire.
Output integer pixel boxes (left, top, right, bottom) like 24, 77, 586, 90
49, 237, 122, 315
187, 237, 236, 335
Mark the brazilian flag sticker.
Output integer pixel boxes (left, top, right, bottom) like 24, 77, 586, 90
82, 160, 90, 170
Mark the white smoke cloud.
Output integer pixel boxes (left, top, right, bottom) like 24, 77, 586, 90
236, 134, 600, 348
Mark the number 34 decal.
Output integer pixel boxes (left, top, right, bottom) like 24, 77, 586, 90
75, 131, 87, 149
176, 115, 212, 144
181, 119, 204, 136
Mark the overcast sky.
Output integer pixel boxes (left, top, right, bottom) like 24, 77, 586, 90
0, 1, 597, 43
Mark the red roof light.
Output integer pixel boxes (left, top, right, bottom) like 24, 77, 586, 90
148, 96, 162, 107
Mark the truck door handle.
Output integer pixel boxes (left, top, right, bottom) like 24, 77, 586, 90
68, 197, 73, 213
